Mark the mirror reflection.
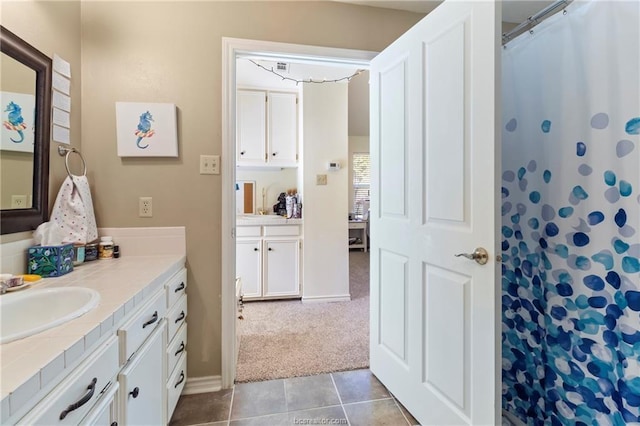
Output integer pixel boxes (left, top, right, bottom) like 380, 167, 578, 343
1, 52, 36, 210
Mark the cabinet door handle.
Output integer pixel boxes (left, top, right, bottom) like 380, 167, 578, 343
129, 387, 140, 398
142, 311, 158, 328
272, 152, 277, 156
175, 311, 186, 323
174, 282, 185, 292
253, 247, 259, 251
268, 247, 273, 251
59, 377, 97, 420
111, 423, 118, 426
175, 341, 186, 356
175, 371, 185, 388
240, 150, 246, 155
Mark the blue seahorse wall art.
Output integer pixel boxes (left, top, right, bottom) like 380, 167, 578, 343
134, 111, 155, 149
3, 101, 27, 143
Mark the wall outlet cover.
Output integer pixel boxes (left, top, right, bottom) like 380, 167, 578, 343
139, 197, 153, 217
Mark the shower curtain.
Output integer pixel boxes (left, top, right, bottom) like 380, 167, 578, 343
501, 1, 640, 424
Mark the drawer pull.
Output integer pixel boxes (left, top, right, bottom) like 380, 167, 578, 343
174, 282, 185, 293
175, 311, 186, 323
142, 311, 158, 329
129, 387, 140, 398
174, 371, 185, 388
59, 377, 97, 420
175, 342, 186, 356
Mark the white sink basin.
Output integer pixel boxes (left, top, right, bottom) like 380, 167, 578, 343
1, 287, 100, 344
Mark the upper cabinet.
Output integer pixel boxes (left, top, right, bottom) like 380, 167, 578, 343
237, 89, 298, 168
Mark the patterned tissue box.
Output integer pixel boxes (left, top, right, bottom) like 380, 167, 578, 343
27, 244, 74, 277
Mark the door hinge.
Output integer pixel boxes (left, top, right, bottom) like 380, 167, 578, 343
296, 97, 299, 105
295, 154, 298, 161
265, 95, 268, 102
265, 153, 268, 161
299, 241, 302, 249
231, 227, 236, 239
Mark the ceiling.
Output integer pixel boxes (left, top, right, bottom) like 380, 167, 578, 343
333, 0, 557, 23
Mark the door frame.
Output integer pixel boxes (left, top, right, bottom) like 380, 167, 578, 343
221, 37, 377, 388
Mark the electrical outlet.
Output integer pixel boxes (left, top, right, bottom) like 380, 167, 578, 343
11, 195, 27, 209
139, 197, 152, 217
200, 155, 220, 175
316, 174, 327, 185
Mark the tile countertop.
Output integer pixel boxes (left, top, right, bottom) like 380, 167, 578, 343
236, 215, 303, 226
0, 253, 186, 423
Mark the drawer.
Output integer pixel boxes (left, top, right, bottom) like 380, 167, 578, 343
166, 268, 187, 309
79, 381, 119, 425
236, 226, 261, 237
263, 225, 299, 236
18, 337, 119, 425
166, 353, 187, 421
118, 289, 166, 364
167, 294, 187, 343
167, 323, 187, 378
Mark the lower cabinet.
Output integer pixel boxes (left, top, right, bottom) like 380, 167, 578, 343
80, 381, 119, 425
236, 225, 301, 301
118, 321, 165, 426
17, 337, 119, 425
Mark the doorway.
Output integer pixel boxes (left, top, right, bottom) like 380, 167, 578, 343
221, 37, 377, 388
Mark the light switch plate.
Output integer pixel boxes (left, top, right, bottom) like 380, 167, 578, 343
200, 155, 220, 175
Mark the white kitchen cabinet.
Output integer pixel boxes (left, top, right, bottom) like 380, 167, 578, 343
236, 225, 301, 300
80, 381, 119, 426
165, 269, 188, 421
237, 89, 298, 168
236, 239, 262, 299
263, 239, 299, 298
118, 320, 165, 426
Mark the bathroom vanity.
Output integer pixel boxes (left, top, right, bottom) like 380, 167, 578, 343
0, 227, 187, 425
236, 216, 302, 300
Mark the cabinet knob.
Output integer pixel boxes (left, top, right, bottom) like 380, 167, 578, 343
240, 150, 246, 155
268, 247, 273, 251
129, 387, 140, 398
272, 152, 277, 156
254, 247, 259, 251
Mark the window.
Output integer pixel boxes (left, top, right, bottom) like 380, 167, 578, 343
353, 152, 370, 218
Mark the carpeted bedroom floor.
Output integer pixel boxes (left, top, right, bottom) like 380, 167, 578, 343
235, 251, 369, 383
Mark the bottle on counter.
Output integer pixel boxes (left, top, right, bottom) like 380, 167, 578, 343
98, 236, 114, 259
85, 242, 99, 261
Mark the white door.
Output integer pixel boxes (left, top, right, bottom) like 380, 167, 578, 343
236, 239, 263, 299
268, 92, 298, 166
237, 89, 266, 165
263, 239, 300, 298
119, 322, 165, 426
370, 1, 500, 425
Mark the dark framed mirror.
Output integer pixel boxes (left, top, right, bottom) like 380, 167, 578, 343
0, 25, 52, 234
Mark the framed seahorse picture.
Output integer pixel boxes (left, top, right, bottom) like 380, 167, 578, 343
115, 102, 178, 157
1, 91, 35, 153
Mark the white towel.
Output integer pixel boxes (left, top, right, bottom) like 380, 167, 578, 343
50, 175, 98, 244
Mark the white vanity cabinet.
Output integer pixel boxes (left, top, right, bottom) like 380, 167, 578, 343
236, 224, 301, 300
118, 322, 165, 426
17, 337, 119, 426
164, 269, 188, 421
237, 89, 298, 168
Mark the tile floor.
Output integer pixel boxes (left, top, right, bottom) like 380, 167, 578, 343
170, 369, 420, 426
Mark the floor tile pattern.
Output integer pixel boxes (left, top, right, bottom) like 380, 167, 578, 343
170, 369, 419, 426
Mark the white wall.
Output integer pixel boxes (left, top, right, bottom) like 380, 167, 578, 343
302, 83, 349, 301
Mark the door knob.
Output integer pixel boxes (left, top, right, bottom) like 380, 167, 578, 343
454, 247, 489, 265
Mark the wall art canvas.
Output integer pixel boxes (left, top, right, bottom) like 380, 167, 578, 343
1, 91, 35, 153
115, 102, 178, 157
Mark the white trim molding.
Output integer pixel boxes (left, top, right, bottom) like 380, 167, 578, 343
182, 375, 223, 395
222, 36, 377, 390
301, 294, 352, 303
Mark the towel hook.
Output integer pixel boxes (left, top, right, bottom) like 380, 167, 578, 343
57, 145, 87, 177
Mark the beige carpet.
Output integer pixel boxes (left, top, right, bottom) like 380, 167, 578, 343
235, 251, 369, 383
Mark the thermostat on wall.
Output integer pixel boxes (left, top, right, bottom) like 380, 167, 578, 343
327, 161, 341, 171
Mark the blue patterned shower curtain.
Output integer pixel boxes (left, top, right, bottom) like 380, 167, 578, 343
501, 1, 640, 424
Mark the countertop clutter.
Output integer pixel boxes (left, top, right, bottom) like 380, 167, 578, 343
0, 227, 186, 425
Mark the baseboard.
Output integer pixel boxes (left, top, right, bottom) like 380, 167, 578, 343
301, 294, 351, 303
182, 375, 222, 395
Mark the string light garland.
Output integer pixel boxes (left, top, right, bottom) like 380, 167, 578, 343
249, 59, 365, 85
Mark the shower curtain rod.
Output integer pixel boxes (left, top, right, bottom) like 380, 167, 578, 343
502, 0, 572, 45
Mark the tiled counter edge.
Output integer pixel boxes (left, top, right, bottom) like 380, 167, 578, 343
0, 226, 186, 424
